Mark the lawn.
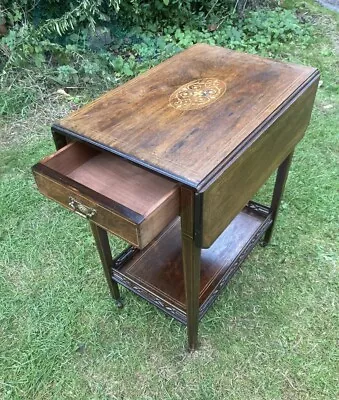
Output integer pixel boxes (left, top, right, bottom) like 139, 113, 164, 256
0, 2, 338, 399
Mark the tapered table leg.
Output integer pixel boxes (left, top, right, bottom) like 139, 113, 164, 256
90, 221, 122, 306
263, 151, 294, 246
181, 188, 201, 351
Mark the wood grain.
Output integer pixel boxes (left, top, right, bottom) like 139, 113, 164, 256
56, 44, 318, 187
201, 76, 318, 247
90, 221, 121, 301
41, 141, 178, 217
32, 45, 320, 351
41, 141, 98, 175
117, 207, 266, 314
32, 142, 180, 248
139, 187, 179, 249
33, 171, 141, 247
180, 188, 201, 350
263, 152, 294, 245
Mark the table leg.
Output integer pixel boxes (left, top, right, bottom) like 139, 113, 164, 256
90, 221, 122, 306
181, 188, 201, 351
263, 151, 294, 246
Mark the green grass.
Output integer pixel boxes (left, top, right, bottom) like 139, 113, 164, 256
1, 2, 338, 400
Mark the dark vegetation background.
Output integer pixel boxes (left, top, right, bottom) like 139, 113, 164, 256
0, 0, 315, 116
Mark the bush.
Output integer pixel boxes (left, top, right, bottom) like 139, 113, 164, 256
0, 1, 311, 117
0, 1, 280, 33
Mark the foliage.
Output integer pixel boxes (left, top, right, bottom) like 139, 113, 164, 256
0, 6, 312, 117
0, 0, 233, 75
0, 1, 238, 29
1, 0, 121, 27
118, 0, 234, 28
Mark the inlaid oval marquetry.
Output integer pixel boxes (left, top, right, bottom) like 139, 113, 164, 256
169, 78, 226, 110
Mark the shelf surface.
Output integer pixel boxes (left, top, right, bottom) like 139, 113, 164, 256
113, 203, 272, 323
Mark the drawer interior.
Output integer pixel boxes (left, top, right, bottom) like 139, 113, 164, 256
40, 141, 179, 219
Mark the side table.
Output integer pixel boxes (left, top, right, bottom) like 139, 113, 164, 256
32, 44, 319, 350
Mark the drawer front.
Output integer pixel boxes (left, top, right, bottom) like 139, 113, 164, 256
34, 171, 141, 247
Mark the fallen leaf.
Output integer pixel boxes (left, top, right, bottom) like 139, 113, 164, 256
56, 89, 71, 97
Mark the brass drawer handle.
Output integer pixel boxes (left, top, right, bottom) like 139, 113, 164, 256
68, 196, 97, 219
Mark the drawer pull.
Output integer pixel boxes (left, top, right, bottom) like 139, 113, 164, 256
68, 197, 96, 219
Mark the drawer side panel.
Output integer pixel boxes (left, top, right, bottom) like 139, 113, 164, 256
139, 187, 180, 248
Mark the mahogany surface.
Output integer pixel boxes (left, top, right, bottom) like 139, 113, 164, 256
41, 141, 178, 217
115, 206, 267, 318
202, 79, 318, 247
55, 44, 318, 188
32, 44, 320, 350
32, 141, 179, 248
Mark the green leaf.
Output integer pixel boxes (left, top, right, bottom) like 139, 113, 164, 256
122, 63, 134, 76
112, 56, 124, 72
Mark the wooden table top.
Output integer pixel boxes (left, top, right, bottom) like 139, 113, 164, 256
54, 44, 318, 189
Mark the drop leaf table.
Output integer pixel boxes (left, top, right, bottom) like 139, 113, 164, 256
32, 44, 319, 350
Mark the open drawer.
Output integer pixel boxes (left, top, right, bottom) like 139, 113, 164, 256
32, 141, 180, 249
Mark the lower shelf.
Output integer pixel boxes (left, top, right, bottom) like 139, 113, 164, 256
112, 202, 272, 324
